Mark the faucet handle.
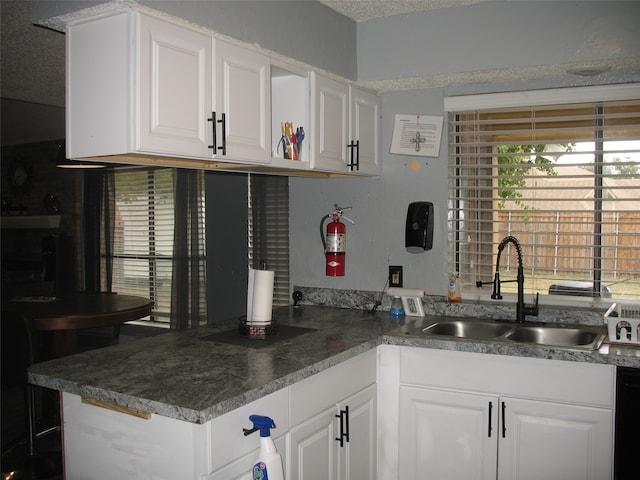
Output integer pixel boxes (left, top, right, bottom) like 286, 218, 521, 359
525, 293, 540, 317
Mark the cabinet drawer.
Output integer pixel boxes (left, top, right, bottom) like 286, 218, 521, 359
203, 435, 286, 480
208, 387, 289, 472
400, 347, 614, 408
290, 349, 376, 426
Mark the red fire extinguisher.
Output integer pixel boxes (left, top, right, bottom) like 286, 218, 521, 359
321, 204, 354, 277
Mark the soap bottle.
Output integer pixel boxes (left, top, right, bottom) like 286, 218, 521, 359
245, 415, 284, 480
389, 296, 405, 320
448, 272, 462, 303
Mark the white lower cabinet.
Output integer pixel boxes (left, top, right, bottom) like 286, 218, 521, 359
399, 386, 612, 480
498, 396, 612, 480
289, 384, 376, 480
62, 387, 288, 480
288, 348, 377, 480
392, 347, 615, 480
399, 386, 498, 480
60, 345, 615, 480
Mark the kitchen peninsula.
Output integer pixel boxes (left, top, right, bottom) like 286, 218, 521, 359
29, 305, 640, 479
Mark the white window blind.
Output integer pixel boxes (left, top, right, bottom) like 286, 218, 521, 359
109, 167, 188, 323
447, 94, 640, 301
248, 174, 290, 307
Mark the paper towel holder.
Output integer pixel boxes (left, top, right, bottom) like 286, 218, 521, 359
239, 317, 278, 339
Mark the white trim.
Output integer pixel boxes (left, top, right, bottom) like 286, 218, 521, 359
444, 83, 640, 112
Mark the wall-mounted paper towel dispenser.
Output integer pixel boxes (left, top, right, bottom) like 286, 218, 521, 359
405, 202, 434, 253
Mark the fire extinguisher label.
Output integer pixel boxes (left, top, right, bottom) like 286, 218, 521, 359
326, 233, 346, 252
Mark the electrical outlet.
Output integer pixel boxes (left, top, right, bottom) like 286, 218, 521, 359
389, 265, 403, 288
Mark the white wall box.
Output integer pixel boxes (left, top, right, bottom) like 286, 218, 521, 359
310, 73, 380, 175
389, 347, 615, 480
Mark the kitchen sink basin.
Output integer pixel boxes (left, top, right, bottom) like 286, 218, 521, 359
422, 320, 515, 340
422, 319, 607, 350
503, 325, 606, 349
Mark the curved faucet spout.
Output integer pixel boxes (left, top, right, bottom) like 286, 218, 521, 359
493, 235, 538, 323
498, 235, 523, 266
493, 236, 523, 300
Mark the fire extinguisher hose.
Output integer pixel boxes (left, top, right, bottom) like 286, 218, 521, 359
320, 214, 331, 253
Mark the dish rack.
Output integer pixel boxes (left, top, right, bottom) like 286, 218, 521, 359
605, 303, 640, 345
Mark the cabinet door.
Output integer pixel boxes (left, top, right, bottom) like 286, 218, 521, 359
138, 14, 213, 158
288, 406, 339, 480
310, 73, 350, 172
498, 396, 613, 480
398, 386, 498, 480
215, 40, 271, 164
339, 384, 377, 480
349, 87, 380, 175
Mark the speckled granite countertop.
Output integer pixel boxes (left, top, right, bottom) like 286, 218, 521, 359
28, 305, 640, 424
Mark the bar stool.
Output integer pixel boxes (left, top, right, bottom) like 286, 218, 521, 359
1, 311, 62, 479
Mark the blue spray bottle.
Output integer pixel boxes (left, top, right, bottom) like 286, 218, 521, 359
244, 415, 284, 480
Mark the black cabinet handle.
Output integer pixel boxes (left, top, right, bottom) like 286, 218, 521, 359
335, 405, 350, 447
335, 409, 345, 447
208, 112, 217, 152
344, 405, 350, 443
501, 401, 506, 438
347, 141, 359, 171
217, 113, 226, 155
488, 401, 493, 437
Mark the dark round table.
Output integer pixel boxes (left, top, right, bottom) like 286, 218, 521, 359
3, 293, 152, 357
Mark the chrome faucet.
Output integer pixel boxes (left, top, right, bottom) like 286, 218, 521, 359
477, 235, 539, 323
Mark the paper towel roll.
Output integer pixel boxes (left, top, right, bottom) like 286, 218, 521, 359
247, 268, 275, 325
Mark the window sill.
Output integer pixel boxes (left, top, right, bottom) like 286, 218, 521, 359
461, 291, 612, 312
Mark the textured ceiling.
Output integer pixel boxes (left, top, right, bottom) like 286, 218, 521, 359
318, 0, 491, 22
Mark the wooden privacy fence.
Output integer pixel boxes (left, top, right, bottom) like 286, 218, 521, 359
496, 211, 640, 277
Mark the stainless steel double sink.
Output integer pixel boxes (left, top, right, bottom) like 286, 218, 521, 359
422, 319, 607, 350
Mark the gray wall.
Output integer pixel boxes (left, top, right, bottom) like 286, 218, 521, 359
357, 1, 640, 82
290, 1, 640, 296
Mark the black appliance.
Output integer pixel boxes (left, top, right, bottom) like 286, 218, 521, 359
615, 366, 640, 479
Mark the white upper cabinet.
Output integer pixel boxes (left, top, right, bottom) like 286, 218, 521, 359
68, 11, 214, 160
138, 13, 213, 158
68, 11, 269, 165
310, 72, 350, 173
215, 40, 271, 163
66, 8, 380, 175
350, 86, 380, 175
310, 73, 380, 175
